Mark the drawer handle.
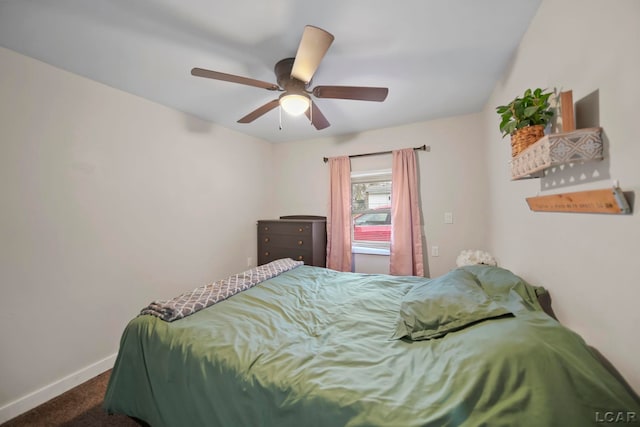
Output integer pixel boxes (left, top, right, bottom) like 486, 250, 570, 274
264, 251, 270, 256
297, 240, 303, 246
263, 226, 269, 231
297, 255, 304, 261
298, 227, 304, 232
264, 237, 270, 243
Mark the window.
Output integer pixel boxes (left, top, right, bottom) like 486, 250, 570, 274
351, 169, 392, 251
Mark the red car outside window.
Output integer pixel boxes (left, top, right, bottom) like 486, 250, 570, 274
353, 207, 391, 242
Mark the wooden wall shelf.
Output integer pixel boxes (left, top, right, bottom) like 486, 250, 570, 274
511, 127, 603, 180
526, 187, 631, 214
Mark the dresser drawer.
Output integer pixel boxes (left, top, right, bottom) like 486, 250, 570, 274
258, 234, 310, 249
259, 247, 312, 264
258, 222, 312, 236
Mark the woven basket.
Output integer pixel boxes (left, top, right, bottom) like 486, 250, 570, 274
511, 124, 545, 157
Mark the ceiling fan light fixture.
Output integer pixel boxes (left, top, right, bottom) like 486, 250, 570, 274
279, 94, 310, 116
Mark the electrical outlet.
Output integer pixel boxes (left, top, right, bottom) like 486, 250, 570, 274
431, 246, 439, 257
444, 212, 453, 224
247, 257, 253, 267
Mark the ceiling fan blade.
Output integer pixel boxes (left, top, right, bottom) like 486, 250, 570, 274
237, 99, 280, 123
291, 26, 334, 84
305, 100, 330, 130
312, 85, 389, 102
191, 68, 279, 91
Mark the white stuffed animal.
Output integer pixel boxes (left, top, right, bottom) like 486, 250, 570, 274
456, 250, 497, 267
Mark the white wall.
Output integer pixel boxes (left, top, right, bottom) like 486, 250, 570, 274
483, 0, 640, 392
272, 113, 491, 278
0, 47, 274, 421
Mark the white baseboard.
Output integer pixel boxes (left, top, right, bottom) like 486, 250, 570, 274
0, 353, 118, 424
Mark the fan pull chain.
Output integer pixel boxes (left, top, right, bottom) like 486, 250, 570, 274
309, 102, 313, 126
279, 105, 283, 130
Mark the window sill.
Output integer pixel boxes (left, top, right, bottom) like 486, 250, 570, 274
352, 246, 390, 256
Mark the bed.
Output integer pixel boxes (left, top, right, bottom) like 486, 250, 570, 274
104, 259, 640, 426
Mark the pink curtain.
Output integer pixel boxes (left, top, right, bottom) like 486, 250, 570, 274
390, 148, 424, 276
326, 156, 352, 271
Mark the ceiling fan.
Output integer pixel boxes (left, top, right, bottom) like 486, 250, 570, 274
191, 25, 389, 130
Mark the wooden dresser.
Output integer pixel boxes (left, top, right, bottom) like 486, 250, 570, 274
257, 216, 327, 267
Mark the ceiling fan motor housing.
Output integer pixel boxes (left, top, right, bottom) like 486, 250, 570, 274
275, 58, 309, 94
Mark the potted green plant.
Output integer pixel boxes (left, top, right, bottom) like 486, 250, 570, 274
496, 88, 554, 157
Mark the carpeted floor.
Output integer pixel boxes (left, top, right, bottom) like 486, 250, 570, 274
2, 370, 144, 427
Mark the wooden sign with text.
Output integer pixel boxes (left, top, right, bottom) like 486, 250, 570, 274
526, 187, 631, 214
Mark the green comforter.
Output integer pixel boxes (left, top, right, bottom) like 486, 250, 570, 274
104, 265, 640, 426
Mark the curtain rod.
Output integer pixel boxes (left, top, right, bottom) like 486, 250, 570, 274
323, 145, 430, 163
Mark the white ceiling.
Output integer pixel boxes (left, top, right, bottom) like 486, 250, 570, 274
0, 0, 541, 143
